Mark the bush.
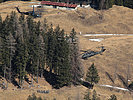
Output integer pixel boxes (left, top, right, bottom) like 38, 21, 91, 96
108, 94, 117, 100
27, 93, 42, 100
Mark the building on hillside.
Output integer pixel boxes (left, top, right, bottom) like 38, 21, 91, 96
41, 1, 77, 10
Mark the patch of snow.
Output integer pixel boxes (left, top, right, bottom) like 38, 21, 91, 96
89, 38, 104, 42
83, 34, 133, 36
100, 84, 129, 91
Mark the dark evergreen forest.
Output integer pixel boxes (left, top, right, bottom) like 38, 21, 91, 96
0, 12, 83, 89
90, 0, 133, 9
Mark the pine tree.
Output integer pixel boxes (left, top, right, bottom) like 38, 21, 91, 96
1, 15, 16, 83
14, 42, 28, 87
35, 21, 44, 82
26, 16, 40, 85
55, 29, 72, 88
69, 28, 84, 85
0, 15, 2, 32
0, 15, 3, 75
46, 25, 55, 73
115, 0, 123, 6
86, 63, 100, 87
52, 26, 61, 75
41, 18, 48, 71
0, 16, 10, 82
0, 0, 4, 3
104, 0, 115, 9
8, 11, 21, 40
124, 0, 133, 9
19, 14, 28, 43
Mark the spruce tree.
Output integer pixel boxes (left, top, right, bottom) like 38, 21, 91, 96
124, 0, 133, 9
14, 42, 28, 87
26, 16, 40, 84
55, 29, 71, 88
115, 0, 123, 6
69, 28, 84, 85
86, 63, 100, 87
35, 21, 44, 82
46, 25, 55, 73
0, 15, 3, 74
1, 15, 16, 83
41, 18, 48, 72
0, 15, 10, 81
0, 15, 2, 33
19, 14, 28, 42
52, 26, 60, 75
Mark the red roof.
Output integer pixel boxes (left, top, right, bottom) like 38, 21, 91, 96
41, 1, 77, 8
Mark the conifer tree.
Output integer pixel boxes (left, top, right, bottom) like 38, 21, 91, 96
55, 29, 72, 88
0, 15, 2, 33
69, 28, 84, 85
46, 25, 55, 73
0, 16, 10, 81
124, 0, 133, 9
0, 15, 3, 74
14, 42, 28, 87
1, 15, 16, 83
41, 18, 49, 71
0, 0, 4, 3
115, 0, 123, 6
35, 21, 44, 82
19, 14, 28, 42
26, 16, 40, 84
52, 26, 61, 74
38, 34, 45, 78
42, 18, 48, 33
86, 63, 100, 87
8, 11, 21, 40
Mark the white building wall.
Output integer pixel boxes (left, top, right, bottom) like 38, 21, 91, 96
42, 4, 76, 10
67, 8, 75, 10
57, 6, 67, 10
42, 5, 53, 9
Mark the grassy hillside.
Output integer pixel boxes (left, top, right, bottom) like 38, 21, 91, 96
0, 1, 133, 34
79, 35, 133, 86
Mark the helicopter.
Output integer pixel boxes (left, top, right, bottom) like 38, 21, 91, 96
15, 6, 41, 18
80, 46, 106, 60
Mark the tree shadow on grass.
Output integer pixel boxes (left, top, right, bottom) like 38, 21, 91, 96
43, 69, 57, 88
11, 78, 20, 88
82, 81, 93, 89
